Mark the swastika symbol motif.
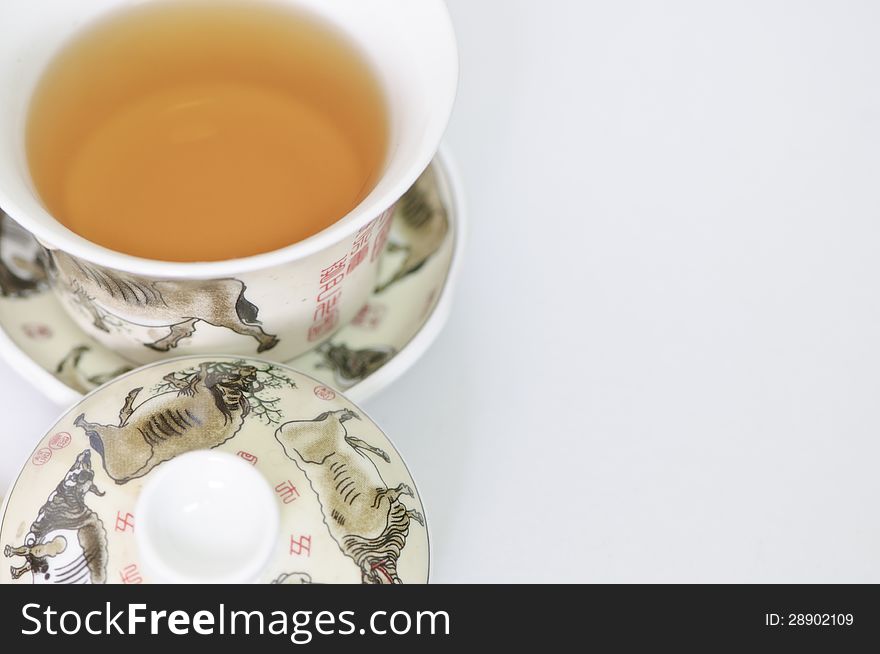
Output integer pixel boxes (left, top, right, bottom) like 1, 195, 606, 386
290, 535, 312, 557
115, 512, 135, 533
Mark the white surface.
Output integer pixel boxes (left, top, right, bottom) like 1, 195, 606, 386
3, 0, 880, 582
136, 451, 280, 584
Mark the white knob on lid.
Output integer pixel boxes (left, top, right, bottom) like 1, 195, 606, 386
135, 450, 279, 584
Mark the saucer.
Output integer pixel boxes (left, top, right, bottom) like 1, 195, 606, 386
1, 355, 429, 584
0, 150, 465, 405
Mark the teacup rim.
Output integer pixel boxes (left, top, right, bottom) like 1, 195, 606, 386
0, 0, 459, 279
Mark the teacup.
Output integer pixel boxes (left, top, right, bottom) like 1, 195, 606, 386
0, 0, 458, 365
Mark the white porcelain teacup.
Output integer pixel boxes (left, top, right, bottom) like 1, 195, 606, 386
0, 0, 458, 365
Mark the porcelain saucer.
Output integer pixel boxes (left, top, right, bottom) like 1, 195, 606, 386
0, 150, 465, 405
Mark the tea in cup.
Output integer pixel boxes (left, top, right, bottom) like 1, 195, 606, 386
0, 0, 458, 364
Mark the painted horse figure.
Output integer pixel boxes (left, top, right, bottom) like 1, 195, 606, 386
317, 342, 396, 389
0, 213, 47, 298
4, 450, 108, 584
275, 409, 424, 584
75, 361, 259, 483
49, 251, 279, 353
375, 166, 449, 293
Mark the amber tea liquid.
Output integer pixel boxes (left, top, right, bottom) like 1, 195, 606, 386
26, 1, 389, 262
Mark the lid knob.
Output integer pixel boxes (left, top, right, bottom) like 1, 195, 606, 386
135, 451, 279, 584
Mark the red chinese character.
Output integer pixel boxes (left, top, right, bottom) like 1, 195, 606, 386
48, 432, 72, 450
313, 293, 341, 322
32, 448, 52, 466
119, 564, 143, 584
115, 512, 135, 533
237, 451, 258, 465
317, 274, 345, 303
290, 535, 312, 557
275, 481, 301, 505
313, 386, 336, 401
351, 221, 375, 251
308, 312, 339, 342
320, 257, 348, 284
347, 245, 369, 275
371, 208, 395, 262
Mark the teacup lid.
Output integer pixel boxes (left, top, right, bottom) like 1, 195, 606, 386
0, 356, 429, 584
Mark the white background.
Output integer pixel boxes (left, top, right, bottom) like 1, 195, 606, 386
3, 0, 880, 582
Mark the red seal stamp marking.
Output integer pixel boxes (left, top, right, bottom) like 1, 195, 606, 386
314, 385, 336, 401
22, 323, 52, 340
48, 432, 72, 450
352, 303, 387, 330
32, 448, 52, 466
